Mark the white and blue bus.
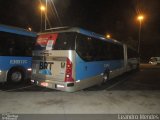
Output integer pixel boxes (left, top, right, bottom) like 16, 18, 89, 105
31, 27, 139, 92
0, 24, 37, 83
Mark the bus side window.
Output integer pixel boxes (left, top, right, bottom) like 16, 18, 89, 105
85, 37, 94, 60
8, 40, 16, 56
103, 42, 111, 60
54, 33, 76, 50
92, 38, 102, 61
76, 34, 93, 61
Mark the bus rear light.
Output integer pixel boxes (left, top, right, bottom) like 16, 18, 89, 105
65, 58, 74, 82
66, 69, 71, 73
66, 74, 70, 78
41, 82, 48, 87
67, 64, 72, 68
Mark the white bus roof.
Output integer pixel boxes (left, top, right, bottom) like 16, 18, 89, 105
39, 27, 122, 45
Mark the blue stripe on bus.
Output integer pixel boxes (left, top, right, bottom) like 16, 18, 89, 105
0, 56, 32, 71
0, 24, 37, 37
75, 54, 124, 80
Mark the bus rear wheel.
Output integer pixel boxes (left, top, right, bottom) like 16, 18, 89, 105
7, 69, 24, 83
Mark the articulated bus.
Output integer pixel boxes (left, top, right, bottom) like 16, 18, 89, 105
31, 27, 139, 92
0, 24, 37, 83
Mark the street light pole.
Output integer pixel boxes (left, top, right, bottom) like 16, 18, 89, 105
45, 0, 48, 30
41, 10, 42, 32
138, 20, 142, 54
137, 15, 144, 54
40, 5, 45, 32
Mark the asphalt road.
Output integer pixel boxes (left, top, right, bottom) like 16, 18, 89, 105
0, 64, 160, 115
0, 64, 160, 92
86, 64, 160, 91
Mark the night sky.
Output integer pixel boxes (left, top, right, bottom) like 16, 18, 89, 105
0, 0, 160, 60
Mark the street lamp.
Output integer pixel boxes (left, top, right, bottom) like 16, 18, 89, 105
40, 5, 46, 32
137, 15, 144, 54
106, 34, 111, 39
28, 27, 32, 31
40, 5, 45, 11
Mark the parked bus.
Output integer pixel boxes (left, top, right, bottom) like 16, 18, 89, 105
31, 27, 139, 92
0, 24, 37, 83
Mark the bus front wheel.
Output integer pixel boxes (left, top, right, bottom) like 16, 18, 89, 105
7, 69, 24, 83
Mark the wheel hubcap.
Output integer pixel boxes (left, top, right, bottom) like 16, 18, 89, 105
11, 72, 22, 82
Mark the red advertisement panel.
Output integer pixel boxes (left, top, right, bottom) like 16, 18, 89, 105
36, 33, 58, 49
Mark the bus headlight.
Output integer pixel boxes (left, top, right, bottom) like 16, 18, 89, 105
27, 68, 32, 71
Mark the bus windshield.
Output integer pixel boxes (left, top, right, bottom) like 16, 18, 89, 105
34, 32, 76, 50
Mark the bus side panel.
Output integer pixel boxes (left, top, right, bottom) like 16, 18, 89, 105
0, 56, 32, 82
76, 55, 124, 80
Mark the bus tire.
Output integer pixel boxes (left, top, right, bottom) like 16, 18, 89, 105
7, 69, 24, 83
102, 71, 109, 84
